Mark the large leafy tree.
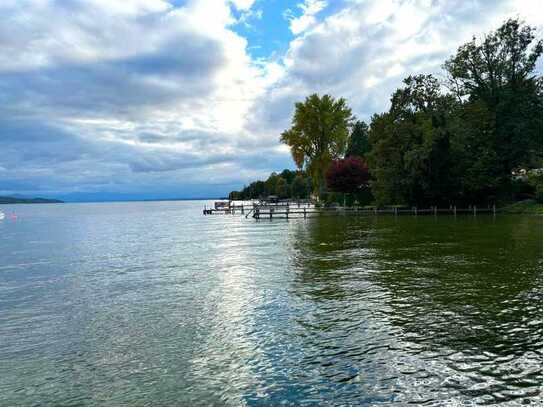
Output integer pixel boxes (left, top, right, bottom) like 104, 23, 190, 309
369, 75, 457, 206
444, 18, 543, 183
281, 94, 354, 196
275, 177, 289, 198
291, 174, 311, 199
448, 100, 502, 202
346, 120, 370, 158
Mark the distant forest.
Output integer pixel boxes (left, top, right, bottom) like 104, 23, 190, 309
230, 19, 543, 207
0, 196, 63, 204
229, 169, 312, 201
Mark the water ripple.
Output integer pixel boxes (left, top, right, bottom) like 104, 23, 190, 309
0, 203, 542, 405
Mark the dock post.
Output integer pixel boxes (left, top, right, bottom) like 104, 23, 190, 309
434, 206, 437, 216
493, 204, 496, 215
255, 208, 260, 220
304, 207, 307, 219
453, 206, 457, 216
394, 207, 398, 216
474, 205, 477, 216
414, 207, 418, 216
270, 208, 273, 220
241, 205, 244, 215
286, 207, 289, 220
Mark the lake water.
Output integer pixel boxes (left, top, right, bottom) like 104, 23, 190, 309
1, 201, 542, 406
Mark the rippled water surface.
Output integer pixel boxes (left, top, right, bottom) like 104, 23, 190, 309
1, 201, 543, 405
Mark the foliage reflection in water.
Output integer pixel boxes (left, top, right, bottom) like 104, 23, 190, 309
288, 215, 543, 405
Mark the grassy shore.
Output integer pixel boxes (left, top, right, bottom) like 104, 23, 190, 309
499, 200, 543, 215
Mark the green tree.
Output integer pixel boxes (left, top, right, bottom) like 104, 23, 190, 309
279, 169, 296, 184
229, 190, 242, 200
265, 172, 280, 196
291, 174, 309, 199
275, 177, 289, 198
346, 120, 370, 158
280, 94, 354, 197
228, 170, 312, 200
448, 100, 502, 203
527, 171, 543, 203
444, 18, 543, 191
369, 75, 457, 206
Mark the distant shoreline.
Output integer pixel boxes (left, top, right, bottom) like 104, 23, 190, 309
0, 196, 64, 204
0, 197, 224, 204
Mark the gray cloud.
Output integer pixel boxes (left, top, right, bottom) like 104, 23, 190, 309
1, 0, 542, 199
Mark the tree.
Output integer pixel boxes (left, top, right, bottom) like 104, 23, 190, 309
279, 169, 296, 184
448, 100, 502, 203
368, 75, 458, 206
444, 19, 542, 103
291, 174, 310, 199
229, 190, 242, 200
236, 20, 543, 207
325, 157, 370, 194
265, 172, 280, 196
228, 170, 312, 200
346, 120, 370, 158
275, 177, 289, 198
527, 171, 543, 203
280, 94, 354, 197
444, 18, 543, 187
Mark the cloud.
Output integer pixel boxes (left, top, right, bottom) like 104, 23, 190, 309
229, 0, 256, 11
0, 0, 277, 198
284, 0, 328, 35
236, 8, 264, 28
256, 0, 543, 131
0, 0, 542, 199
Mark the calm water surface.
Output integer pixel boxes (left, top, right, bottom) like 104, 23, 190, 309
1, 201, 542, 406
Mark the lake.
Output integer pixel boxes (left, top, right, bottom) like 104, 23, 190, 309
1, 201, 542, 405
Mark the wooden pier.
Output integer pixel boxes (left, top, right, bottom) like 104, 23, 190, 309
251, 205, 495, 219
204, 201, 497, 219
203, 204, 254, 215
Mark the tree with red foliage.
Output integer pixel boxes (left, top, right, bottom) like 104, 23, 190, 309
325, 157, 370, 193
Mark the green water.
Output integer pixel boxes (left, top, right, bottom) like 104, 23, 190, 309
0, 202, 542, 405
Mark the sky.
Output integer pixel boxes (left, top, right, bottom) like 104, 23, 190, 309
1, 0, 542, 201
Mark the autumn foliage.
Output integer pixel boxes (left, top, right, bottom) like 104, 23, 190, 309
325, 157, 370, 194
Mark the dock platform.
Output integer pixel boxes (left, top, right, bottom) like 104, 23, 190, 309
204, 201, 496, 219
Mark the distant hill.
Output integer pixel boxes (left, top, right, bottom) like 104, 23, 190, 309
0, 196, 64, 204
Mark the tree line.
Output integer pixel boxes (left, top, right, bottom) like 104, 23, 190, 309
231, 20, 543, 206
229, 169, 312, 200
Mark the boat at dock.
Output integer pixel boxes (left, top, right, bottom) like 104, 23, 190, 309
214, 201, 230, 210
0, 211, 5, 220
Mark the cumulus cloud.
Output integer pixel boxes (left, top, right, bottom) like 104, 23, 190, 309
253, 0, 543, 136
284, 0, 328, 35
0, 0, 542, 199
